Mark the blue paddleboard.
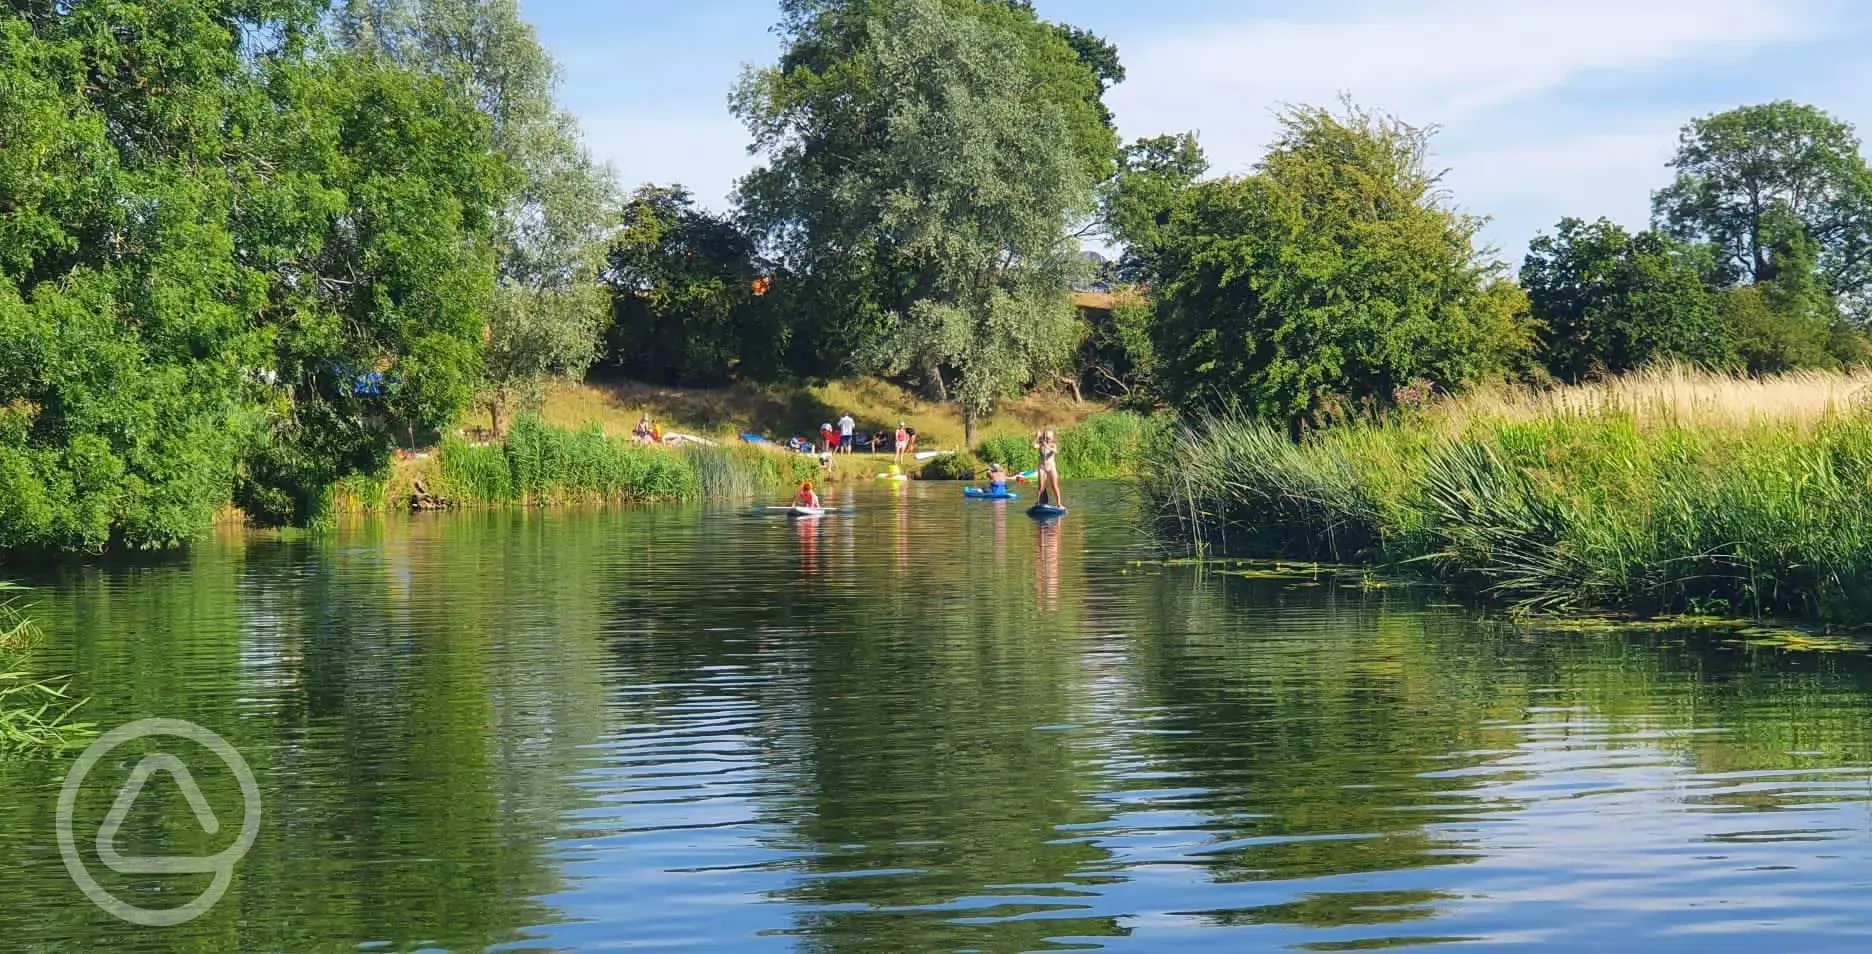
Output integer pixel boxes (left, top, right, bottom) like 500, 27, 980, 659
963, 487, 1018, 500
1027, 503, 1067, 518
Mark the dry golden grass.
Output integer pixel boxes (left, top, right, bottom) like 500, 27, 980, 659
534, 376, 1104, 452
1446, 365, 1872, 432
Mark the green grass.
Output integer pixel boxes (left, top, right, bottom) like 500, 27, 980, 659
416, 416, 810, 507
1143, 401, 1872, 624
974, 411, 1167, 478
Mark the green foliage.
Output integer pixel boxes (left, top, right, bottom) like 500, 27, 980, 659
1521, 218, 1735, 381
0, 585, 94, 754
1145, 406, 1872, 623
735, 0, 1113, 431
919, 451, 985, 480
336, 0, 620, 434
432, 417, 807, 504
0, 4, 502, 548
1101, 133, 1207, 281
1073, 290, 1160, 402
1653, 101, 1872, 308
603, 186, 777, 385
1153, 104, 1532, 430
972, 411, 1162, 477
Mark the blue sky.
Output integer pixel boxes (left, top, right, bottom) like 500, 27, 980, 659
526, 0, 1872, 265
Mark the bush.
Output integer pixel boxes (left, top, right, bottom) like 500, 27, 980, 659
919, 451, 984, 480
973, 411, 1165, 478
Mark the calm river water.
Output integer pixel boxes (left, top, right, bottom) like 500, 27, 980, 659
4, 481, 1872, 952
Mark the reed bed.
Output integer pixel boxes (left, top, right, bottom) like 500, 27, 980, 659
1143, 368, 1872, 623
430, 416, 812, 507
0, 585, 94, 754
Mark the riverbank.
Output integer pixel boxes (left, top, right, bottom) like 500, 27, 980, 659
1143, 367, 1872, 624
534, 376, 1103, 453
330, 417, 824, 513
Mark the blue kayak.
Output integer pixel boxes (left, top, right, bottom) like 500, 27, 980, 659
963, 486, 1018, 500
1027, 503, 1067, 518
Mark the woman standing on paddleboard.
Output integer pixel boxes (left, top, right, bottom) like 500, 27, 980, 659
1033, 429, 1063, 507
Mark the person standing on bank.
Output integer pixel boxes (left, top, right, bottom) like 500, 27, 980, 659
894, 422, 910, 465
837, 412, 856, 454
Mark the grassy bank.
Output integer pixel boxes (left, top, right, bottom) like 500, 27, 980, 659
333, 417, 817, 512
1144, 367, 1872, 623
535, 376, 1103, 452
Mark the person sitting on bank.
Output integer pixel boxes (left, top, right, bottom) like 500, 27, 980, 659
633, 415, 655, 443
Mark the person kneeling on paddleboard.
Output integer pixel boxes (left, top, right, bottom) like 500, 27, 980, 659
793, 480, 820, 509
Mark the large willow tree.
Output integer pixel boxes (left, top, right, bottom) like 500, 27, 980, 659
734, 0, 1118, 442
337, 0, 618, 434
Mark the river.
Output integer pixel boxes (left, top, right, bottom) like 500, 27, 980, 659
3, 481, 1871, 952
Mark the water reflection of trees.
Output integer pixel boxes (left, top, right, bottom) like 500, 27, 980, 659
2, 512, 610, 952
1118, 567, 1872, 933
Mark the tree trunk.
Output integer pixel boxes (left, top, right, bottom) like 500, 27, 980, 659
927, 362, 948, 402
964, 406, 977, 448
490, 394, 508, 439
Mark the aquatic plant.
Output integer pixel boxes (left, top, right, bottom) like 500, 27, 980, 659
0, 586, 94, 754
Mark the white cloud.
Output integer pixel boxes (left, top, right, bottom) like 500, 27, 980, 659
1443, 126, 1683, 259
1110, 0, 1816, 150
1104, 0, 1825, 258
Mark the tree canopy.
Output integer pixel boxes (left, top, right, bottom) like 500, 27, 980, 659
0, 1, 502, 545
1653, 101, 1872, 312
1521, 218, 1734, 381
735, 0, 1108, 439
1152, 105, 1530, 430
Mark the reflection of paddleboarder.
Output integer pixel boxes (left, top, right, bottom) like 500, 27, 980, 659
796, 508, 819, 577
1035, 519, 1061, 611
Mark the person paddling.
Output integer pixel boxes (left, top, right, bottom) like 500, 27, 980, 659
792, 480, 821, 509
1033, 429, 1063, 507
983, 462, 1008, 495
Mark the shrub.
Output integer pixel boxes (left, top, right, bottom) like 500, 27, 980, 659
920, 451, 985, 480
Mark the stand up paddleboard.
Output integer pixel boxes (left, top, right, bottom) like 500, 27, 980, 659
963, 486, 1018, 500
764, 506, 828, 518
1027, 503, 1067, 518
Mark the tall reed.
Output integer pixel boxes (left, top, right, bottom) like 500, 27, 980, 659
0, 585, 94, 754
1143, 368, 1872, 623
425, 417, 808, 506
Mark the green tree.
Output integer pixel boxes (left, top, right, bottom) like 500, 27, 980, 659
603, 186, 774, 386
735, 0, 1101, 441
0, 2, 501, 544
337, 0, 618, 435
1152, 104, 1527, 430
1102, 133, 1208, 282
1520, 218, 1734, 381
1653, 101, 1872, 309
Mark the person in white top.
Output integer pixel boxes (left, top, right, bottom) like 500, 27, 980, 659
837, 413, 856, 454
